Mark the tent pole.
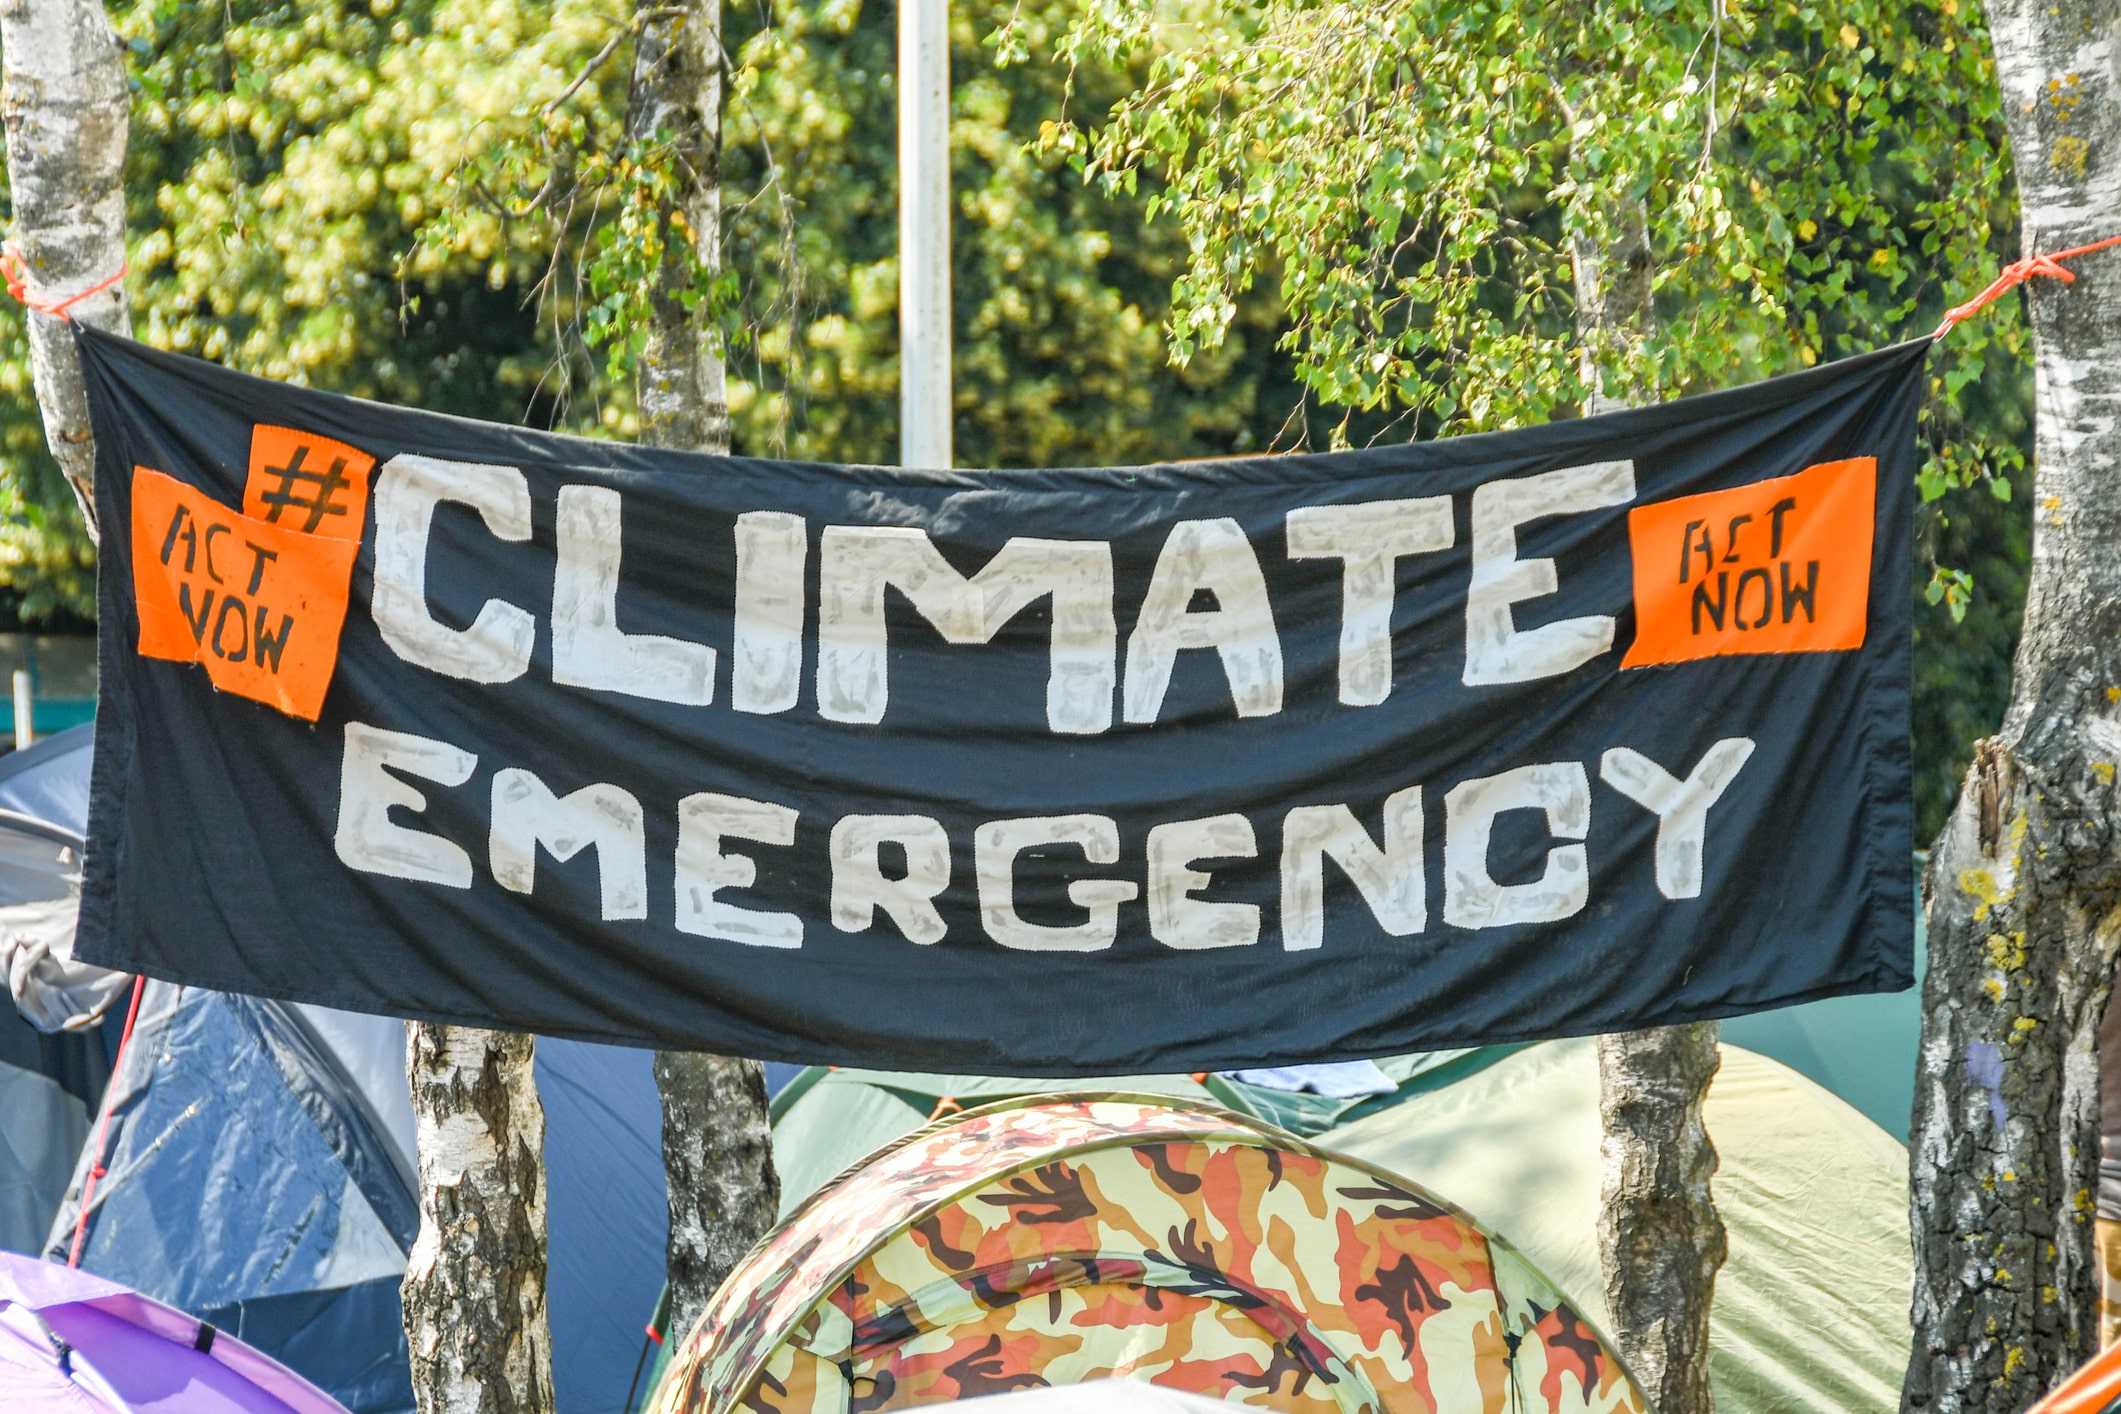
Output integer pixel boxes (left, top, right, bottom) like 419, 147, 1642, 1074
898, 0, 950, 470
67, 973, 144, 1266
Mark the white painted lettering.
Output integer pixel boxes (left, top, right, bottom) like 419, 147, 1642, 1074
1443, 762, 1590, 928
372, 455, 534, 683
334, 721, 477, 888
1286, 498, 1454, 706
1464, 461, 1634, 686
1600, 739, 1756, 899
553, 485, 716, 705
816, 527, 1115, 733
829, 814, 952, 945
489, 768, 647, 920
674, 792, 802, 947
1124, 518, 1283, 723
1146, 813, 1260, 950
1279, 787, 1425, 950
973, 815, 1137, 951
731, 511, 808, 715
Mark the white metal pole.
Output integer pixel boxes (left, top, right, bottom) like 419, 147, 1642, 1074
898, 0, 951, 469
12, 670, 31, 750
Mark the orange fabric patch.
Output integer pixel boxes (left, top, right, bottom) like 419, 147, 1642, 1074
131, 425, 373, 721
1621, 457, 1875, 669
242, 425, 374, 539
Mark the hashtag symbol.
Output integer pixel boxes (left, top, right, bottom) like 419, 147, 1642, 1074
255, 444, 352, 533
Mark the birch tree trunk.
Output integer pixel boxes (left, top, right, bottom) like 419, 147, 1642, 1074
628, 0, 730, 454
653, 1053, 779, 1343
1903, 4, 2121, 1407
1574, 212, 1727, 1414
625, 0, 781, 1346
402, 1024, 554, 1414
1597, 1024, 1724, 1412
0, 0, 133, 533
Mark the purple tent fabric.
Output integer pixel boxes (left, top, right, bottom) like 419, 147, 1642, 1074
0, 1251, 349, 1414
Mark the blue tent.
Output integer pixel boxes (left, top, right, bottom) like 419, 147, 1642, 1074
47, 982, 418, 1410
46, 990, 668, 1414
15, 726, 668, 1414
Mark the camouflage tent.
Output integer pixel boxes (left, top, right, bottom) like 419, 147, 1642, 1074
649, 1094, 1647, 1414
725, 1042, 1910, 1414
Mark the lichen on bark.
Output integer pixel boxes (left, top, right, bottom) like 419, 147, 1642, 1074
1599, 1024, 1726, 1414
1904, 4, 2121, 1409
654, 1052, 779, 1343
627, 0, 730, 457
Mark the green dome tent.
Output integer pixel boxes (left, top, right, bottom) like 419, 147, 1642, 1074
1328, 1041, 1911, 1414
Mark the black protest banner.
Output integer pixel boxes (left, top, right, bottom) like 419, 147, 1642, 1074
75, 326, 1924, 1074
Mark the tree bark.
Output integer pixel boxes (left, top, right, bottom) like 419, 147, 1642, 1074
1903, 4, 2121, 1408
1598, 1025, 1725, 1412
654, 1053, 779, 1343
1569, 216, 1653, 421
402, 1024, 554, 1414
627, 0, 730, 455
625, 0, 782, 1348
1573, 211, 1727, 1414
0, 0, 134, 534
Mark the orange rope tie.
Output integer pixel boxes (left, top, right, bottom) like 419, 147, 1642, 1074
0, 241, 128, 322
1934, 232, 2121, 338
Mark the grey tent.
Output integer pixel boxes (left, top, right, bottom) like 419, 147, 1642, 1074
0, 1000, 102, 1254
0, 727, 109, 1254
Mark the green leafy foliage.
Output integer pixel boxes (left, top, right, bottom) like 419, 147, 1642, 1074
713, 0, 1302, 463
0, 0, 2036, 836
0, 0, 1309, 615
1029, 0, 2017, 438
0, 0, 631, 622
1025, 0, 2031, 833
